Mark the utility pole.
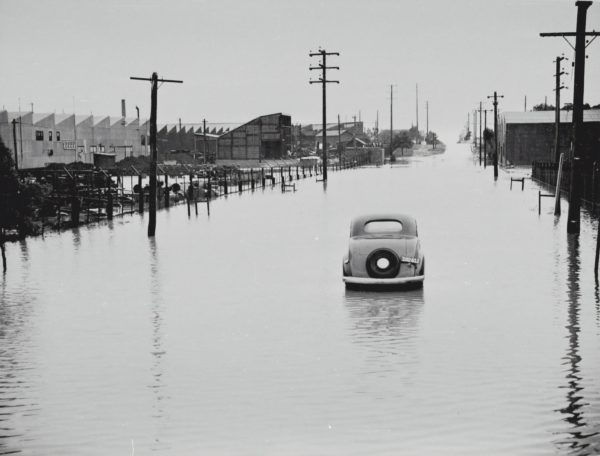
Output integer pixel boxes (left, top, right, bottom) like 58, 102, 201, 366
309, 48, 340, 182
541, 1, 598, 234
130, 72, 182, 237
478, 102, 483, 165
337, 114, 342, 161
426, 101, 429, 139
467, 112, 470, 139
390, 85, 394, 158
11, 119, 19, 170
487, 91, 504, 180
203, 119, 207, 163
554, 55, 568, 163
524, 95, 527, 112
415, 83, 419, 142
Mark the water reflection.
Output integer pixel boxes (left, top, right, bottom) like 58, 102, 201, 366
595, 276, 600, 326
345, 289, 424, 341
555, 236, 600, 454
147, 238, 169, 452
0, 241, 36, 455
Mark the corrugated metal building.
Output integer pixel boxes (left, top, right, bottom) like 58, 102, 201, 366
216, 113, 292, 161
498, 110, 600, 165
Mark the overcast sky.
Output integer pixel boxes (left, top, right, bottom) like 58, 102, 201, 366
1, 0, 599, 140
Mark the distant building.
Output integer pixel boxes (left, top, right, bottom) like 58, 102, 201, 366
215, 113, 292, 162
0, 110, 148, 169
300, 121, 369, 151
0, 110, 295, 169
498, 110, 600, 165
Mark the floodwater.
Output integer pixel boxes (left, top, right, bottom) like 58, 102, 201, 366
1, 143, 600, 455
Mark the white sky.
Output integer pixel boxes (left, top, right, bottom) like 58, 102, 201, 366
1, 0, 599, 140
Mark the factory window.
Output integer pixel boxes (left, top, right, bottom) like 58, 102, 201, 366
56, 131, 61, 141
99, 145, 105, 153
90, 146, 97, 153
35, 130, 44, 141
141, 135, 146, 145
49, 130, 53, 141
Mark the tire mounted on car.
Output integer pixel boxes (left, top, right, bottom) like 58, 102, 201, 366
366, 248, 401, 279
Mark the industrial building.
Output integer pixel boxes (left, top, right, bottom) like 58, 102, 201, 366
0, 110, 293, 169
213, 113, 292, 162
300, 121, 368, 151
497, 110, 600, 165
0, 110, 149, 169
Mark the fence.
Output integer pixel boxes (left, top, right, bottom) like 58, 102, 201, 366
532, 160, 600, 208
11, 156, 371, 236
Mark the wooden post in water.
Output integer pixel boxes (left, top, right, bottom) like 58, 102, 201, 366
554, 153, 565, 216
107, 190, 113, 220
138, 174, 144, 213
164, 174, 170, 208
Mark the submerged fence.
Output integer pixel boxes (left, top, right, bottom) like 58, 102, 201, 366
532, 160, 600, 208
11, 157, 370, 237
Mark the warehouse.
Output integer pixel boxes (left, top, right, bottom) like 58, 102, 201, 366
215, 113, 292, 162
497, 110, 600, 165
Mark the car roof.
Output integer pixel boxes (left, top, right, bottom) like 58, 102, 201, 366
350, 213, 418, 237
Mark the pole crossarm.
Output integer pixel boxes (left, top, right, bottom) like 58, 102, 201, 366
540, 31, 599, 50
540, 32, 599, 36
130, 77, 183, 83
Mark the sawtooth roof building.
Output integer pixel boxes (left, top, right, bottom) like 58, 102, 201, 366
0, 110, 293, 169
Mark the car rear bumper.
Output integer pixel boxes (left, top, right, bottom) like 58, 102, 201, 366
343, 275, 424, 285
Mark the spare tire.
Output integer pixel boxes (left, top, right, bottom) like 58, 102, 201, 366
133, 184, 141, 194
366, 249, 400, 279
170, 183, 181, 193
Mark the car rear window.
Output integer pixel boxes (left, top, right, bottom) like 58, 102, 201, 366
363, 220, 403, 234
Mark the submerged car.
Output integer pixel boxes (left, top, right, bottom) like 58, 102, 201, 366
343, 213, 425, 288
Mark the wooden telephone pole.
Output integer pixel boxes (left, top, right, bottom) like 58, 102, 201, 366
541, 0, 599, 234
478, 102, 483, 166
309, 49, 340, 182
130, 72, 182, 237
553, 55, 568, 163
487, 91, 504, 180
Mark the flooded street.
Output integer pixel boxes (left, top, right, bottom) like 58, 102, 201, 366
1, 143, 600, 455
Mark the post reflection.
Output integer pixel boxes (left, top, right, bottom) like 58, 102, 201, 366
595, 276, 600, 325
554, 236, 600, 453
147, 238, 169, 451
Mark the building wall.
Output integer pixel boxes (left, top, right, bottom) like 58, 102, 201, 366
0, 110, 151, 169
217, 114, 292, 161
503, 122, 600, 165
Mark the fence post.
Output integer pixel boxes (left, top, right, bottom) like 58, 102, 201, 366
554, 153, 565, 216
106, 191, 113, 220
138, 174, 144, 213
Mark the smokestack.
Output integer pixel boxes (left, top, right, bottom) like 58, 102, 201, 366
121, 99, 126, 118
